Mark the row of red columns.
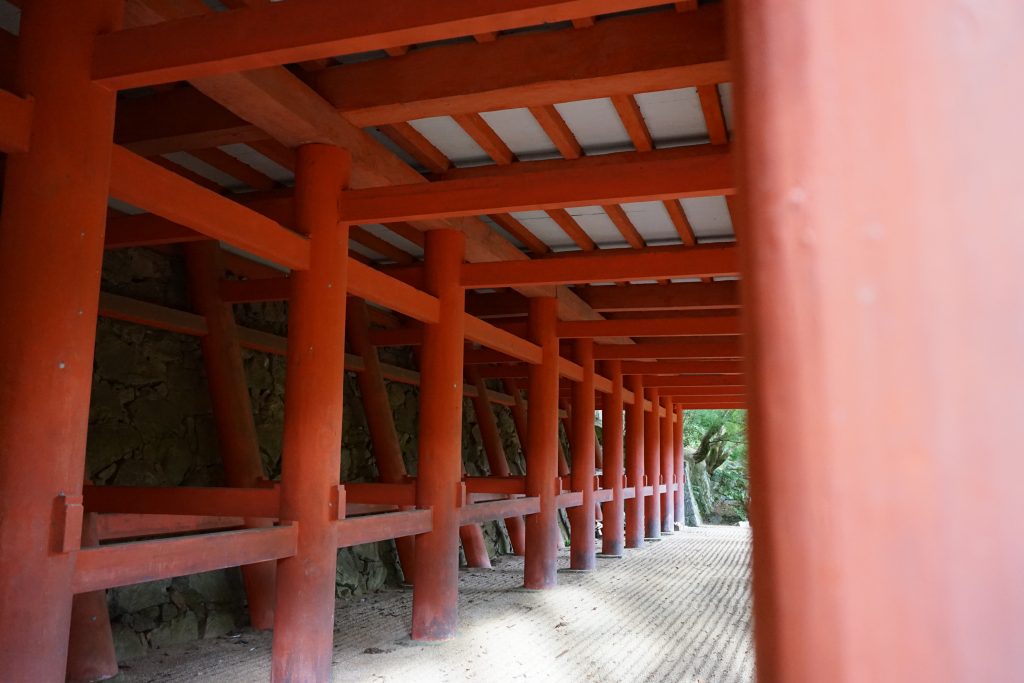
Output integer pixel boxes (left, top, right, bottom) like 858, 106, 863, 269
0, 3, 687, 670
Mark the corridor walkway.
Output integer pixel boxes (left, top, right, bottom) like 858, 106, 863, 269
116, 526, 754, 683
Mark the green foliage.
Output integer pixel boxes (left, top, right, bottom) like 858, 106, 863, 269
684, 410, 748, 522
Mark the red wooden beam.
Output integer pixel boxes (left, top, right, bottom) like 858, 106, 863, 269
620, 359, 744, 375
580, 280, 740, 312
348, 259, 441, 324
345, 482, 417, 507
108, 146, 310, 270
316, 5, 728, 126
593, 339, 742, 360
95, 514, 245, 541
459, 497, 540, 525
340, 145, 733, 223
94, 1, 700, 89
641, 375, 745, 388
336, 510, 433, 548
73, 526, 298, 594
461, 244, 738, 288
557, 315, 741, 338
83, 485, 279, 518
0, 89, 33, 153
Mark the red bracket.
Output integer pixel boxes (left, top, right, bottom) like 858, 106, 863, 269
332, 485, 347, 520
56, 494, 84, 553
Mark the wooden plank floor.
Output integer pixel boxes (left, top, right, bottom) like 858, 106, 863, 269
115, 526, 754, 682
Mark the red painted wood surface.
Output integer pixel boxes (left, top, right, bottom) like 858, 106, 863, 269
642, 387, 662, 539
0, 2, 121, 679
411, 229, 468, 641
569, 339, 597, 570
524, 297, 562, 589
271, 145, 351, 681
600, 362, 626, 555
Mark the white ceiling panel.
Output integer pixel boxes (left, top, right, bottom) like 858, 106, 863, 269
718, 83, 735, 133
635, 88, 708, 146
480, 108, 560, 161
408, 116, 491, 167
0, 1, 19, 35
566, 206, 624, 247
509, 210, 579, 250
554, 98, 632, 155
681, 195, 735, 241
621, 201, 678, 245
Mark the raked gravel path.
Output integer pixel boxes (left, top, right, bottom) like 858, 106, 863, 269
114, 525, 754, 683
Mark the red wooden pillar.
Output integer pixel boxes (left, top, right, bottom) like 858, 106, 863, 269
643, 388, 662, 539
66, 514, 118, 683
568, 339, 596, 570
410, 229, 466, 641
270, 144, 350, 682
624, 374, 645, 548
0, 2, 121, 680
346, 299, 417, 582
735, 2, 1024, 680
659, 396, 675, 533
185, 241, 276, 629
600, 361, 625, 556
673, 407, 684, 526
523, 297, 560, 589
467, 368, 527, 555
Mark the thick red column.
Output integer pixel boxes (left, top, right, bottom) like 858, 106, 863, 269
659, 396, 675, 533
270, 144, 350, 682
643, 388, 662, 539
411, 229, 466, 641
735, 2, 1024, 680
185, 241, 276, 628
0, 2, 121, 680
624, 374, 645, 548
523, 297, 560, 589
346, 298, 417, 582
673, 407, 685, 526
568, 339, 596, 570
66, 513, 118, 683
600, 361, 625, 556
467, 368, 527, 555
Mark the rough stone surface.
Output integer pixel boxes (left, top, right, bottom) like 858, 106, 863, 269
88, 248, 521, 653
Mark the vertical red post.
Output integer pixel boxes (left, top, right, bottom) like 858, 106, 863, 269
185, 241, 276, 628
346, 299, 417, 582
0, 2, 120, 680
410, 229, 466, 641
735, 2, 1024, 680
270, 144, 350, 682
624, 374, 645, 548
659, 396, 675, 533
66, 514, 118, 683
467, 368, 527, 555
568, 339, 596, 570
523, 297, 560, 589
673, 407, 685, 526
600, 361, 625, 556
643, 388, 662, 539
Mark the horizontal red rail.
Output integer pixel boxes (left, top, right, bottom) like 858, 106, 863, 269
464, 476, 527, 496
344, 482, 417, 507
95, 513, 244, 541
83, 485, 279, 518
73, 525, 298, 593
459, 497, 540, 525
336, 509, 432, 548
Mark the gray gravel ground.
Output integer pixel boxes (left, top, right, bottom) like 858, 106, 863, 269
114, 525, 754, 683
